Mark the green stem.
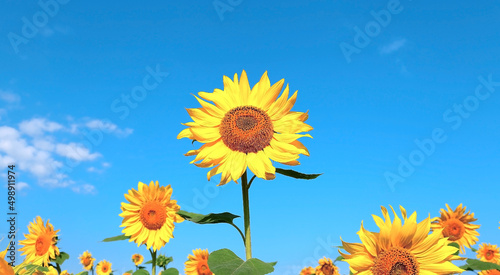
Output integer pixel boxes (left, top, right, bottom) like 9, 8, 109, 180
241, 170, 252, 260
149, 249, 157, 275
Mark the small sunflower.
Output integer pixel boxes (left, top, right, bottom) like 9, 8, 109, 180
431, 203, 480, 254
340, 205, 464, 275
477, 243, 500, 264
79, 251, 95, 270
315, 257, 339, 275
178, 70, 313, 186
0, 245, 14, 275
132, 253, 144, 265
120, 181, 184, 251
300, 266, 315, 275
480, 270, 500, 275
18, 216, 60, 267
184, 249, 213, 275
33, 266, 58, 275
96, 260, 112, 275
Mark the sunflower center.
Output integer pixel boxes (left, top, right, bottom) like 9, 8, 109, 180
102, 266, 108, 272
486, 251, 495, 260
35, 234, 51, 256
219, 106, 274, 154
321, 264, 334, 275
372, 247, 419, 275
442, 219, 465, 241
139, 201, 167, 230
83, 258, 91, 266
197, 262, 211, 275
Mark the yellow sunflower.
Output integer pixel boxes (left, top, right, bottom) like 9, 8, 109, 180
33, 266, 58, 275
79, 251, 95, 270
184, 249, 213, 275
120, 181, 184, 251
177, 70, 313, 186
315, 257, 339, 275
477, 243, 500, 264
480, 270, 500, 275
340, 205, 464, 275
300, 266, 315, 275
96, 260, 112, 275
18, 216, 60, 267
431, 203, 480, 254
0, 245, 14, 275
132, 253, 144, 265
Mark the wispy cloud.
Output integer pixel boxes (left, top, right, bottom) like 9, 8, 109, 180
0, 117, 133, 193
0, 90, 20, 103
380, 39, 407, 55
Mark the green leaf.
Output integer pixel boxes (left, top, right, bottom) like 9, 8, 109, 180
160, 268, 180, 275
335, 255, 344, 262
459, 259, 500, 271
275, 168, 322, 180
75, 272, 89, 275
52, 251, 70, 265
36, 266, 50, 272
447, 242, 460, 255
471, 247, 478, 252
138, 265, 146, 269
178, 210, 240, 224
124, 271, 134, 274
102, 234, 130, 242
208, 249, 275, 275
133, 270, 150, 275
144, 260, 152, 264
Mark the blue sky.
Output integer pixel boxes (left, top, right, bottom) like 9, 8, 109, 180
1, 0, 499, 274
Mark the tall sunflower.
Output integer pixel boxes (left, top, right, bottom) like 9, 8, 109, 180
184, 249, 213, 275
477, 243, 500, 264
431, 203, 480, 254
120, 181, 184, 251
340, 205, 464, 275
177, 70, 312, 186
19, 216, 60, 267
315, 257, 339, 275
79, 251, 95, 270
96, 260, 112, 275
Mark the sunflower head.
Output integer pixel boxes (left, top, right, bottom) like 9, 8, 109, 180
300, 266, 315, 275
178, 70, 312, 186
315, 257, 339, 275
120, 181, 184, 251
96, 260, 112, 275
340, 205, 464, 275
185, 249, 213, 275
18, 216, 60, 267
79, 251, 95, 270
477, 243, 500, 264
431, 203, 480, 254
132, 253, 144, 265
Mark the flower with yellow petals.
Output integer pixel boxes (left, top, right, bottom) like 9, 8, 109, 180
477, 243, 500, 264
33, 266, 58, 275
79, 251, 95, 270
300, 266, 315, 275
184, 249, 213, 275
19, 216, 60, 267
120, 181, 184, 251
431, 203, 480, 254
132, 253, 144, 265
0, 244, 14, 275
315, 257, 339, 275
340, 205, 464, 275
178, 70, 312, 186
96, 260, 112, 275
479, 270, 500, 275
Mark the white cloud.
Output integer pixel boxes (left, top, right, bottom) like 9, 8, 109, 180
72, 184, 96, 194
19, 118, 63, 136
55, 142, 101, 161
0, 90, 20, 103
85, 119, 133, 137
380, 39, 407, 55
17, 182, 30, 191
